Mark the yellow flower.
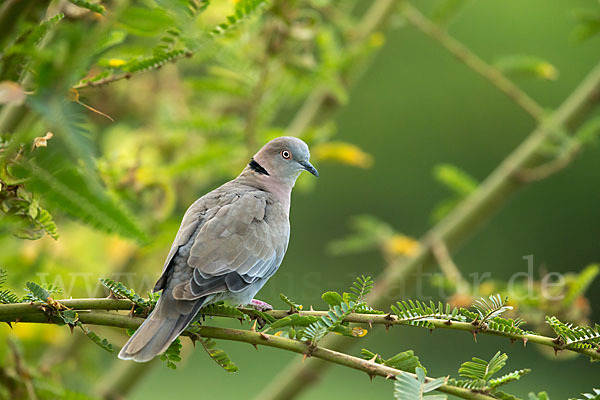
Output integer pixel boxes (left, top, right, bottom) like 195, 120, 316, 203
478, 282, 495, 297
108, 58, 127, 68
369, 32, 385, 48
274, 331, 283, 337
312, 142, 374, 168
536, 62, 558, 80
352, 327, 368, 337
384, 235, 420, 256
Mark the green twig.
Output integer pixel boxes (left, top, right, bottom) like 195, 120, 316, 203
1, 300, 597, 361
401, 3, 545, 120
0, 308, 496, 400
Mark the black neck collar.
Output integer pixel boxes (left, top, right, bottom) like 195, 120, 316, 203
248, 158, 270, 176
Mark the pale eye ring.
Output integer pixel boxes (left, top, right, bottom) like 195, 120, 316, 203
281, 150, 291, 160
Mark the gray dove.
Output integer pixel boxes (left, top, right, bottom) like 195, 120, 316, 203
118, 136, 318, 362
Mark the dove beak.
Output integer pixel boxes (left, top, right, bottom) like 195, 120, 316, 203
300, 160, 319, 177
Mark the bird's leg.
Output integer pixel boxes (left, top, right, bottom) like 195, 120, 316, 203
249, 299, 273, 311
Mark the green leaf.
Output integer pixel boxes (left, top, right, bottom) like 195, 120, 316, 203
119, 7, 175, 36
19, 160, 148, 243
575, 118, 600, 146
489, 369, 531, 388
269, 314, 318, 329
201, 302, 248, 321
280, 293, 303, 311
571, 9, 600, 43
322, 291, 343, 307
346, 275, 374, 304
495, 55, 559, 81
68, 0, 106, 14
36, 207, 59, 240
458, 351, 507, 381
0, 289, 21, 304
82, 325, 114, 352
159, 338, 182, 369
545, 316, 600, 346
100, 278, 149, 307
394, 367, 447, 400
472, 294, 512, 323
431, 0, 469, 26
24, 281, 51, 303
199, 337, 238, 373
569, 388, 600, 400
60, 309, 79, 325
434, 164, 478, 197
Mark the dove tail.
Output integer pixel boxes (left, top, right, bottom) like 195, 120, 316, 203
118, 292, 205, 362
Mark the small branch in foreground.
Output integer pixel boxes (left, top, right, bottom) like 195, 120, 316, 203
0, 308, 496, 400
401, 3, 545, 121
1, 299, 598, 361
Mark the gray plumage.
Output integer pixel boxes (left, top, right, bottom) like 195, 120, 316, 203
118, 136, 318, 362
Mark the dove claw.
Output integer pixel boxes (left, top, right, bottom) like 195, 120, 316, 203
249, 299, 273, 311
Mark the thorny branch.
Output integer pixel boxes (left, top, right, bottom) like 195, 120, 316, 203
0, 299, 598, 361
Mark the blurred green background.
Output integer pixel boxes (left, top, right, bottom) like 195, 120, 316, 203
1, 0, 599, 399
136, 1, 600, 398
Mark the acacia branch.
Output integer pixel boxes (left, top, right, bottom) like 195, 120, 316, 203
0, 304, 498, 400
1, 300, 597, 361
401, 3, 545, 120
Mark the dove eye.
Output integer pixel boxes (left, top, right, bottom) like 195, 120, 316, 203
281, 150, 291, 160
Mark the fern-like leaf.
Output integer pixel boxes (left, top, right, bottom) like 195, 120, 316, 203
362, 349, 426, 374
100, 278, 149, 307
346, 275, 374, 304
200, 302, 248, 321
391, 299, 464, 329
199, 337, 238, 373
300, 302, 352, 345
458, 351, 507, 382
489, 369, 531, 388
569, 388, 600, 400
210, 0, 269, 37
546, 316, 600, 346
159, 338, 182, 369
279, 293, 303, 312
24, 281, 51, 303
81, 325, 114, 352
67, 0, 106, 14
473, 295, 512, 323
394, 367, 447, 400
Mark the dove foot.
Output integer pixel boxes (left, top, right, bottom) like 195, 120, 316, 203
249, 299, 273, 311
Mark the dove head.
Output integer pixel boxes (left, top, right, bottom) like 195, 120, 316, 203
241, 136, 318, 209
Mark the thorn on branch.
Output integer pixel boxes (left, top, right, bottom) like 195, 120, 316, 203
385, 374, 395, 380
472, 331, 478, 343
